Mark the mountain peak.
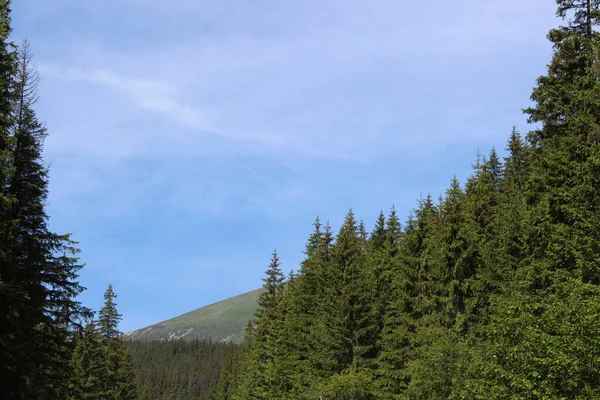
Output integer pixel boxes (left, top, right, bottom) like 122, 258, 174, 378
124, 288, 264, 343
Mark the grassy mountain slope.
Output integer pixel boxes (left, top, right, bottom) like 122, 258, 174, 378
124, 288, 264, 343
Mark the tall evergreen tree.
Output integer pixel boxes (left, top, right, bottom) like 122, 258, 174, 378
281, 218, 335, 397
524, 0, 600, 285
211, 2, 600, 398
94, 284, 138, 400
98, 284, 122, 340
477, 1, 600, 397
315, 210, 376, 399
255, 251, 285, 318
0, 2, 22, 397
1, 37, 90, 399
70, 321, 105, 399
235, 252, 286, 399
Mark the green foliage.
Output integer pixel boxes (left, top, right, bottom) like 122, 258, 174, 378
98, 284, 122, 340
235, 251, 287, 399
125, 339, 239, 400
70, 322, 105, 399
214, 2, 600, 398
70, 285, 138, 400
5, 0, 600, 399
0, 21, 90, 399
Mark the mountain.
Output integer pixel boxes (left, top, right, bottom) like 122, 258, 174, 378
124, 288, 264, 343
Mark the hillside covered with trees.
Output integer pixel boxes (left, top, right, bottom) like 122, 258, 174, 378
214, 1, 600, 398
126, 339, 240, 400
4, 0, 600, 399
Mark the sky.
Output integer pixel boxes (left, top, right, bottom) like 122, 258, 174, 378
12, 0, 558, 333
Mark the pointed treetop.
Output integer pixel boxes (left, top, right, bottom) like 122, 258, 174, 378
312, 215, 322, 232
525, 0, 600, 130
487, 148, 503, 182
337, 209, 358, 240
322, 220, 334, 249
445, 177, 463, 203
386, 206, 401, 233
323, 220, 333, 237
304, 216, 323, 257
262, 250, 284, 294
368, 211, 387, 251
506, 127, 524, 156
98, 284, 123, 340
374, 211, 386, 234
257, 250, 285, 311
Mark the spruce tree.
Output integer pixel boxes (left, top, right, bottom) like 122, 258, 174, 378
1, 36, 90, 399
95, 284, 138, 399
210, 3, 600, 398
314, 210, 376, 398
98, 284, 122, 340
280, 218, 335, 397
478, 1, 600, 397
524, 0, 600, 284
255, 250, 285, 317
0, 2, 22, 397
235, 252, 286, 399
374, 208, 412, 400
70, 321, 105, 399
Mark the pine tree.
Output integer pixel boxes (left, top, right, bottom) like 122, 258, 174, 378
314, 210, 376, 398
70, 321, 105, 399
98, 284, 122, 340
255, 250, 285, 317
94, 284, 138, 399
373, 208, 412, 400
478, 2, 600, 397
0, 0, 15, 230
366, 210, 395, 352
235, 252, 286, 399
211, 3, 600, 398
255, 250, 286, 398
0, 2, 23, 397
0, 37, 90, 399
523, 0, 600, 284
280, 218, 335, 397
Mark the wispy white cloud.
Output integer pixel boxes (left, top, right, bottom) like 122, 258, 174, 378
31, 0, 557, 165
34, 0, 557, 224
40, 65, 219, 134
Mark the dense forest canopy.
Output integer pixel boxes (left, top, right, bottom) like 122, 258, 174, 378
2, 0, 600, 399
215, 1, 600, 399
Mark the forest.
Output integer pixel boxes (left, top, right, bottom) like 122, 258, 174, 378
2, 0, 600, 399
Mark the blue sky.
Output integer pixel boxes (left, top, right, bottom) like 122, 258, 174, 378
13, 0, 557, 332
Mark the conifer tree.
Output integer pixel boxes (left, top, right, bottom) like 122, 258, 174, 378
0, 2, 23, 397
213, 348, 241, 400
70, 321, 105, 399
373, 208, 411, 400
98, 284, 122, 340
210, 2, 600, 398
94, 284, 138, 400
477, 2, 600, 397
314, 210, 376, 398
524, 0, 600, 284
1, 37, 90, 399
0, 0, 14, 230
365, 210, 395, 350
255, 251, 285, 317
235, 252, 286, 399
280, 218, 335, 397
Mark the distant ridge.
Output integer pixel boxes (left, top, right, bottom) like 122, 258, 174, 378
124, 288, 264, 343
